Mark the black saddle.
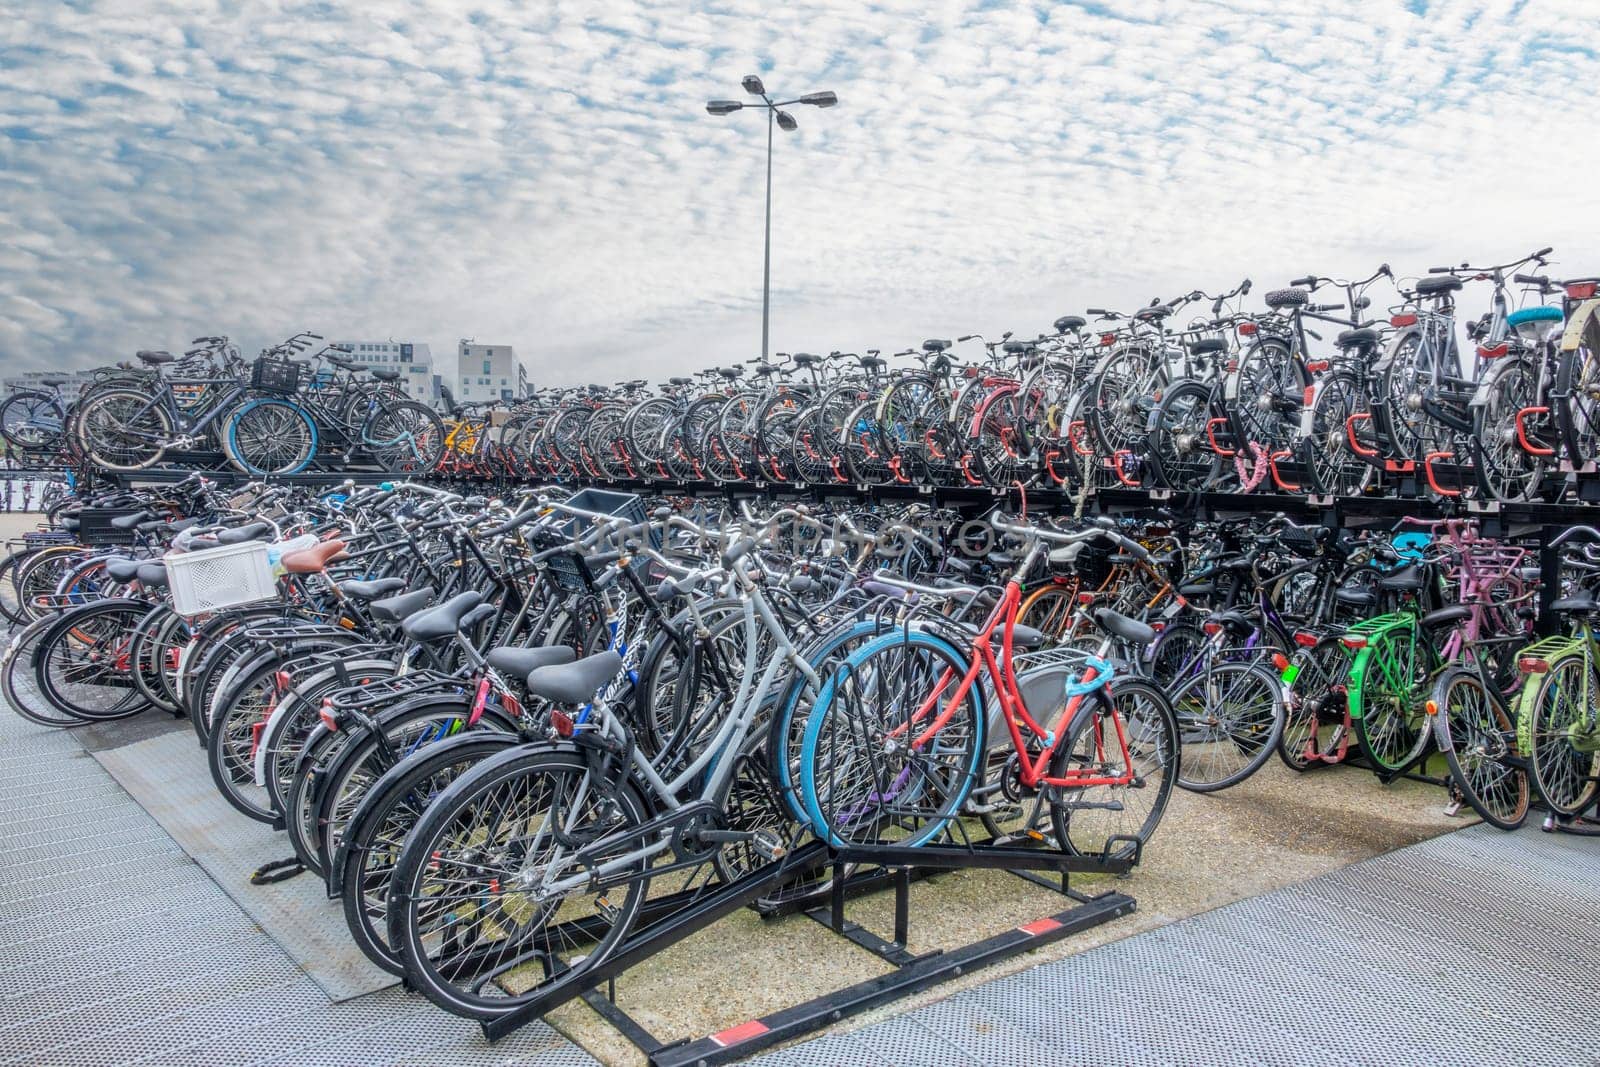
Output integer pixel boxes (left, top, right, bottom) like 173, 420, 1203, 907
1337, 328, 1382, 348
486, 645, 577, 679
402, 591, 485, 642
923, 339, 952, 353
371, 368, 401, 382
326, 355, 360, 371
525, 649, 623, 706
1552, 593, 1600, 614
39, 376, 68, 387
1189, 338, 1228, 356
717, 367, 744, 379
1002, 341, 1033, 355
341, 577, 408, 602
1206, 609, 1255, 636
216, 522, 271, 545
104, 558, 145, 583
1265, 288, 1310, 309
791, 353, 820, 366
1135, 305, 1172, 321
110, 511, 153, 531
136, 350, 175, 365
668, 376, 693, 386
136, 563, 168, 588
1335, 587, 1377, 608
1421, 604, 1471, 629
1377, 565, 1423, 592
858, 355, 885, 371
371, 586, 434, 624
1054, 315, 1086, 333
1094, 608, 1156, 646
1415, 276, 1463, 297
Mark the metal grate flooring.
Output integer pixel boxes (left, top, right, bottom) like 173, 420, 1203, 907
752, 821, 1600, 1067
0, 704, 596, 1067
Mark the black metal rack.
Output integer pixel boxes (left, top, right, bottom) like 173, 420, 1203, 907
479, 835, 1138, 1064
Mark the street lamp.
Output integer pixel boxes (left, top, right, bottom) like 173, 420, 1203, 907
705, 75, 838, 362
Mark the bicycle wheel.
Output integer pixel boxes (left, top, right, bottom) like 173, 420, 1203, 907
1168, 661, 1284, 792
799, 629, 984, 848
339, 732, 524, 974
1016, 582, 1081, 642
388, 747, 650, 1019
1472, 358, 1546, 502
362, 399, 446, 474
1145, 380, 1218, 492
1523, 654, 1600, 817
1050, 678, 1177, 861
1302, 371, 1375, 496
1278, 636, 1348, 771
1431, 669, 1528, 829
32, 601, 150, 721
74, 387, 171, 470
1350, 625, 1433, 775
2, 618, 83, 727
0, 390, 66, 452
225, 398, 317, 475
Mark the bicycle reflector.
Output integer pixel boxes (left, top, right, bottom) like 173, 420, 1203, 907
1424, 699, 1439, 717
1237, 322, 1258, 336
1519, 656, 1550, 674
1100, 333, 1117, 346
1305, 360, 1329, 373
1391, 313, 1418, 327
1271, 652, 1290, 673
1568, 282, 1598, 300
318, 699, 339, 732
1202, 621, 1223, 636
1294, 632, 1319, 647
550, 708, 575, 738
1340, 635, 1367, 650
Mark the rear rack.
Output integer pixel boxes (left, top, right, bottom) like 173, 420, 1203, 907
326, 670, 464, 711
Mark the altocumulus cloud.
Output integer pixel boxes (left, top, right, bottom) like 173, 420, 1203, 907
1, 0, 1597, 381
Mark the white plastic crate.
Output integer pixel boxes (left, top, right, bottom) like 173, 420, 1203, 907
165, 540, 277, 617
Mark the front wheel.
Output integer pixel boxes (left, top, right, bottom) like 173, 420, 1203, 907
1522, 654, 1600, 817
225, 398, 317, 475
1432, 669, 1528, 829
362, 399, 446, 474
1168, 661, 1284, 792
1050, 678, 1177, 862
388, 748, 650, 1020
75, 388, 172, 471
1350, 626, 1433, 776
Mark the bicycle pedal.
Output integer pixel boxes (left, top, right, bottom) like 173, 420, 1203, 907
750, 829, 787, 862
1442, 798, 1463, 818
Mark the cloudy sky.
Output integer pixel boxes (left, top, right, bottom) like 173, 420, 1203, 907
3, 0, 1597, 382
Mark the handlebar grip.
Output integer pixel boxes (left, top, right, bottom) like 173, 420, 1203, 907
1513, 274, 1548, 286
722, 537, 761, 568
1428, 266, 1451, 274
485, 506, 544, 536
1536, 246, 1554, 258
1290, 276, 1316, 287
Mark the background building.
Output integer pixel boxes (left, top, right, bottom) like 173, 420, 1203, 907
454, 341, 522, 405
2, 368, 98, 401
328, 339, 437, 404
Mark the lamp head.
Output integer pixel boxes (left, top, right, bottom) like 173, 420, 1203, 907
742, 74, 766, 96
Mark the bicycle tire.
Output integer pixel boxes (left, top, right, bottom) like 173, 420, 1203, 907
1431, 668, 1528, 829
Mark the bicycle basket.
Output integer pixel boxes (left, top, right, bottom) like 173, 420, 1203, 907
165, 541, 277, 617
251, 357, 304, 396
542, 489, 656, 593
77, 507, 144, 546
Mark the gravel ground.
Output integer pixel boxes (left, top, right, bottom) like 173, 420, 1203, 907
554, 759, 1466, 1065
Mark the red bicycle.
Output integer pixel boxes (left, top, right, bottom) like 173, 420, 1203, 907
796, 513, 1180, 862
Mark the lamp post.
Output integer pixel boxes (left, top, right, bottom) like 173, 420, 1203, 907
706, 76, 837, 362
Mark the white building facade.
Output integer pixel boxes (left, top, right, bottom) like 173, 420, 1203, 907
329, 340, 437, 404
455, 341, 521, 405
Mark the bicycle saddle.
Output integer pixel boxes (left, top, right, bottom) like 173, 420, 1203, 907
370, 586, 434, 624
1552, 593, 1600, 614
668, 376, 693, 385
1420, 604, 1471, 629
858, 355, 886, 370
104, 558, 145, 584
1008, 623, 1047, 649
923, 339, 952, 353
136, 350, 175, 364
370, 368, 401, 381
1377, 565, 1423, 592
326, 355, 360, 371
1264, 288, 1309, 309
1002, 341, 1032, 355
716, 367, 744, 379
524, 649, 623, 706
135, 562, 168, 588
1336, 328, 1382, 348
1054, 315, 1086, 333
340, 577, 408, 602
216, 522, 272, 545
110, 511, 153, 531
401, 591, 484, 641
1134, 305, 1172, 321
38, 376, 68, 387
1414, 276, 1463, 296
791, 352, 821, 366
486, 644, 577, 679
280, 539, 348, 575
1179, 581, 1214, 598
1094, 608, 1155, 646
1335, 587, 1377, 607
1188, 338, 1228, 356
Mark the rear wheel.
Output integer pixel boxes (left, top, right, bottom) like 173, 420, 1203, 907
362, 400, 446, 474
1432, 669, 1528, 829
225, 399, 317, 475
75, 388, 171, 471
1168, 661, 1283, 792
1050, 679, 1177, 861
1351, 626, 1433, 775
1523, 655, 1600, 817
1146, 381, 1218, 492
1473, 358, 1547, 502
